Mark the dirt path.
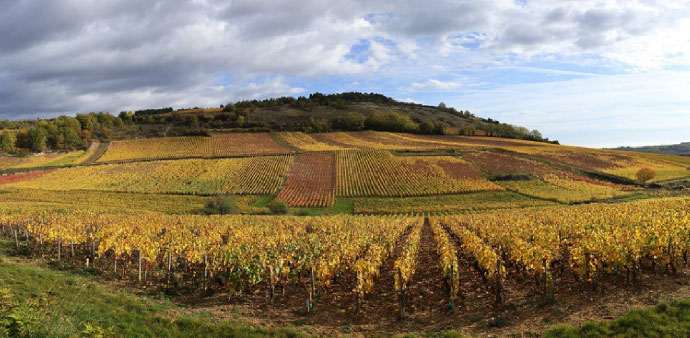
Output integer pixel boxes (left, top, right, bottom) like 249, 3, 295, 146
400, 219, 452, 328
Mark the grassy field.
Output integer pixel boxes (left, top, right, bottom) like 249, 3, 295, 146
546, 300, 690, 337
0, 240, 303, 338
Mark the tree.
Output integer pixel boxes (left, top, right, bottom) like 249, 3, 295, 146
308, 117, 331, 133
26, 127, 47, 153
118, 111, 133, 123
76, 114, 94, 132
203, 196, 237, 215
333, 112, 366, 131
636, 168, 656, 184
365, 111, 419, 133
15, 131, 29, 150
420, 121, 447, 135
0, 131, 16, 153
529, 129, 542, 140
80, 130, 92, 144
62, 127, 83, 150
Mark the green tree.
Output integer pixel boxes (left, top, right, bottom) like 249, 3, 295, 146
26, 127, 47, 153
118, 111, 133, 123
62, 127, 83, 150
365, 111, 419, 133
530, 129, 542, 140
420, 121, 447, 135
76, 114, 94, 132
333, 112, 366, 131
0, 131, 16, 153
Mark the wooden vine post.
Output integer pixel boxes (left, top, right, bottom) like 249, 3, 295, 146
267, 265, 276, 304
307, 267, 315, 314
495, 258, 504, 308
449, 263, 455, 311
138, 249, 143, 283
398, 267, 405, 319
203, 255, 208, 291
543, 258, 549, 297
13, 226, 19, 249
167, 251, 172, 287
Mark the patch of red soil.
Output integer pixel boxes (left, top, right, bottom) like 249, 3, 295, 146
0, 170, 52, 185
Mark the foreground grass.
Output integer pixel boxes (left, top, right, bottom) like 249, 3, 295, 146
546, 300, 690, 337
0, 241, 303, 337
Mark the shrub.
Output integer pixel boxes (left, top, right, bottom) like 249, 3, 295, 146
333, 112, 366, 131
267, 200, 289, 214
365, 111, 419, 133
203, 196, 237, 215
636, 168, 656, 184
0, 288, 49, 337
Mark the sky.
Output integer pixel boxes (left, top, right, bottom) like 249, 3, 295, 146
1, 1, 689, 148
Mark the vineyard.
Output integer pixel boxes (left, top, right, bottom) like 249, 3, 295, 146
98, 133, 293, 162
1, 131, 690, 335
0, 145, 98, 171
354, 191, 555, 214
0, 188, 212, 214
504, 145, 690, 182
335, 150, 502, 197
276, 153, 336, 207
5, 156, 294, 195
274, 132, 346, 151
496, 175, 631, 204
1, 196, 690, 332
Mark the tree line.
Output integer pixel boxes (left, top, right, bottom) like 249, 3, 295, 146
0, 92, 556, 155
0, 113, 121, 155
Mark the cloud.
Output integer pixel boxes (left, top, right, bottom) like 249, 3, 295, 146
0, 0, 689, 151
404, 79, 461, 92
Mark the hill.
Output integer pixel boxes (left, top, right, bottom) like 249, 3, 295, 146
0, 92, 555, 158
611, 142, 690, 156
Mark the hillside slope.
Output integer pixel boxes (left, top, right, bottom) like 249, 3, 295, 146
2, 131, 689, 213
611, 142, 690, 156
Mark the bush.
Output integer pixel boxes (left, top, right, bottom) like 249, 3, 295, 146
267, 200, 288, 214
333, 112, 366, 131
419, 121, 447, 135
364, 111, 419, 133
203, 196, 237, 215
0, 288, 49, 337
636, 168, 656, 184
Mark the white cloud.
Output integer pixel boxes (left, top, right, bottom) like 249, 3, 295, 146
404, 79, 462, 92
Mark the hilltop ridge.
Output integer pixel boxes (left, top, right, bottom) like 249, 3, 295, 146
0, 92, 555, 156
611, 142, 690, 157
